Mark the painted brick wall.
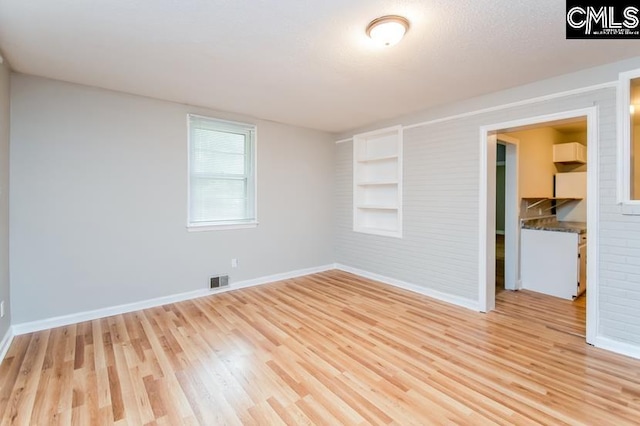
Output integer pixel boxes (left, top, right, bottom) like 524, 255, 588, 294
335, 86, 640, 347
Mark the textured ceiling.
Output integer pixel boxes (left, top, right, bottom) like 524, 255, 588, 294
0, 0, 638, 133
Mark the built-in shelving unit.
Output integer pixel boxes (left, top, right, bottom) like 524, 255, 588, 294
353, 126, 402, 238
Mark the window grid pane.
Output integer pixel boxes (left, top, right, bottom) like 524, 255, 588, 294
189, 115, 255, 225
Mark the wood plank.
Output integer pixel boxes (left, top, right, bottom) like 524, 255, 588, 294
1, 270, 640, 425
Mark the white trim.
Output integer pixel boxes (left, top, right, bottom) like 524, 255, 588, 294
402, 82, 615, 131
353, 125, 402, 139
593, 336, 640, 360
586, 107, 600, 345
187, 113, 255, 129
335, 81, 616, 144
620, 203, 640, 215
479, 134, 495, 312
12, 264, 335, 335
478, 107, 599, 345
228, 264, 335, 290
479, 131, 489, 310
335, 264, 479, 311
616, 68, 640, 211
335, 137, 353, 144
0, 327, 14, 364
186, 114, 258, 229
501, 135, 520, 291
187, 221, 258, 232
495, 230, 505, 235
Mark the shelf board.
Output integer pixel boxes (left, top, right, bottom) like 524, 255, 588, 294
353, 130, 402, 238
357, 154, 398, 163
356, 180, 398, 186
355, 226, 401, 238
356, 204, 398, 210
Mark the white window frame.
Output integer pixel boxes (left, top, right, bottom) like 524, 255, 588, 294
187, 114, 258, 231
617, 68, 640, 214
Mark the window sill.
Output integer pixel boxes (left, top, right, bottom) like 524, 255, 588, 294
621, 202, 640, 215
187, 221, 258, 232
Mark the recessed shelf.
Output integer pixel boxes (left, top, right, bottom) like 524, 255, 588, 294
353, 126, 403, 238
355, 226, 401, 238
356, 180, 399, 186
357, 204, 398, 210
357, 154, 398, 163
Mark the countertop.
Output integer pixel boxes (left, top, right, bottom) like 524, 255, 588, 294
521, 219, 587, 234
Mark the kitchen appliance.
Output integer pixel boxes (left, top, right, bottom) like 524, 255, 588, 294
521, 229, 586, 300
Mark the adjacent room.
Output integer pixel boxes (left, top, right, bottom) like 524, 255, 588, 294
1, 1, 640, 424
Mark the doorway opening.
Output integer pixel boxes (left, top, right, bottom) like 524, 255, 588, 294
494, 135, 519, 296
496, 143, 506, 291
479, 107, 598, 344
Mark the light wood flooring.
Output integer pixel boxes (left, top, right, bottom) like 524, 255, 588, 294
495, 234, 586, 337
1, 270, 639, 425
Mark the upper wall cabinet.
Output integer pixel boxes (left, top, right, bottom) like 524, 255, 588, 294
353, 126, 403, 238
553, 142, 586, 164
618, 68, 640, 210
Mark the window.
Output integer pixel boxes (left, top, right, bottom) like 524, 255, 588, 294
618, 69, 640, 213
188, 114, 257, 230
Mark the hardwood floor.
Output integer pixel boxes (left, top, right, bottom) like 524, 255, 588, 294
495, 233, 586, 337
496, 289, 586, 338
1, 270, 639, 425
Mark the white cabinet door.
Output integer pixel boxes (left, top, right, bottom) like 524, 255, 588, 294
521, 229, 578, 300
555, 172, 587, 198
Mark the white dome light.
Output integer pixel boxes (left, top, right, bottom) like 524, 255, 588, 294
366, 15, 410, 47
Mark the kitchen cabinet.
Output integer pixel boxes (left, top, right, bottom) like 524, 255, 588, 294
555, 172, 587, 198
553, 142, 586, 164
521, 229, 586, 300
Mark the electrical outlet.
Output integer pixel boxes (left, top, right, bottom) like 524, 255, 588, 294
0, 300, 4, 318
231, 258, 238, 268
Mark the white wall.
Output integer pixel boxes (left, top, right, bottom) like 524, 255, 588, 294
10, 74, 335, 324
335, 56, 640, 348
0, 60, 10, 338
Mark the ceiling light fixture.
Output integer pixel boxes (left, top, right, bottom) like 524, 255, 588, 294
366, 15, 410, 47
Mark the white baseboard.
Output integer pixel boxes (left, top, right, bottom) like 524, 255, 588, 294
593, 336, 640, 360
231, 264, 335, 290
335, 264, 479, 311
8, 263, 640, 363
496, 230, 505, 235
0, 326, 14, 364
12, 264, 335, 335
334, 265, 640, 360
